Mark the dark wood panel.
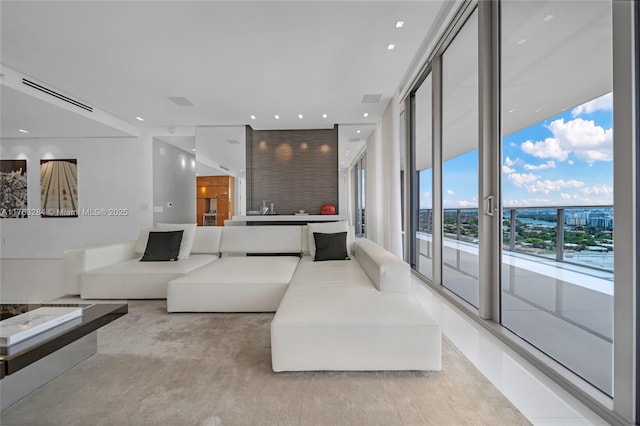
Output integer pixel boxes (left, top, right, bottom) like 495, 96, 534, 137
246, 126, 338, 215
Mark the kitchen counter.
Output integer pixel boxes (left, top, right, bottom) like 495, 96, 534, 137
231, 214, 347, 224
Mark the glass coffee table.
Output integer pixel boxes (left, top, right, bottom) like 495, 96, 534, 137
0, 302, 127, 410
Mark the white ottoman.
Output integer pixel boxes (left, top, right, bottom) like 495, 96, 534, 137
167, 256, 301, 312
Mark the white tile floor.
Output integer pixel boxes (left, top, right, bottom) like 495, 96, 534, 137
411, 275, 610, 425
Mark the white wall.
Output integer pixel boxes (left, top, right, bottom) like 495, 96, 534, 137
152, 138, 196, 223
0, 136, 153, 259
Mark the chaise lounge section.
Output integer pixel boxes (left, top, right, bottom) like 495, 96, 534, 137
270, 238, 441, 371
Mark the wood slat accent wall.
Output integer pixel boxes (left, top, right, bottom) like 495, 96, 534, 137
246, 125, 338, 215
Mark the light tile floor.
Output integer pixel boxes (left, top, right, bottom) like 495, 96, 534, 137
412, 275, 609, 425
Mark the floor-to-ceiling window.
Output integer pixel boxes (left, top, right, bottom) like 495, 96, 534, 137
407, 0, 638, 421
414, 74, 434, 281
500, 0, 614, 396
441, 9, 480, 307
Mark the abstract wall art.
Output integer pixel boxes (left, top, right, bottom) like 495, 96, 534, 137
40, 159, 78, 217
0, 160, 28, 218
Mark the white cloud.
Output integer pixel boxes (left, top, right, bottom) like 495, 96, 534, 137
520, 118, 612, 163
422, 191, 431, 198
524, 160, 556, 171
447, 189, 455, 195
561, 193, 572, 200
526, 179, 584, 194
568, 160, 574, 165
507, 173, 538, 187
502, 165, 516, 174
503, 198, 551, 207
521, 137, 568, 161
504, 156, 522, 167
571, 92, 613, 117
457, 200, 476, 207
580, 184, 613, 197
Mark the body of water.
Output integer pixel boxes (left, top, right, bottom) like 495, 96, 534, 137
518, 218, 556, 228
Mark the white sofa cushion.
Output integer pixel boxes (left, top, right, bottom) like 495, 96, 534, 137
156, 223, 197, 259
81, 254, 217, 299
354, 238, 411, 294
190, 226, 222, 254
306, 221, 354, 256
167, 256, 300, 312
219, 226, 302, 254
290, 256, 371, 289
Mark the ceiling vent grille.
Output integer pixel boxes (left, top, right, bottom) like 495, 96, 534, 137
361, 94, 382, 104
226, 139, 240, 145
168, 97, 194, 106
219, 165, 230, 171
22, 78, 93, 112
348, 138, 362, 142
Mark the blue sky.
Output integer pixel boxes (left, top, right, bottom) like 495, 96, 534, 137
420, 93, 613, 209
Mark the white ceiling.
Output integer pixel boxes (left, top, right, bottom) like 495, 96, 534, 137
0, 85, 133, 139
0, 0, 446, 140
412, 1, 612, 171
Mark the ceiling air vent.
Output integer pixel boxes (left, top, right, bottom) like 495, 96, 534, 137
226, 139, 240, 145
219, 165, 230, 171
168, 97, 194, 106
22, 78, 93, 112
348, 138, 362, 142
361, 94, 382, 104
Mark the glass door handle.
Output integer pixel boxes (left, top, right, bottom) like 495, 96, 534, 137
485, 195, 496, 216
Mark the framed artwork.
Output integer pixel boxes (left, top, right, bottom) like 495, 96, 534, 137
0, 160, 28, 218
40, 159, 78, 217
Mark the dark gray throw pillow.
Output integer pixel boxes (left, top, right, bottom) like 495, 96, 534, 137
140, 230, 184, 261
313, 232, 349, 261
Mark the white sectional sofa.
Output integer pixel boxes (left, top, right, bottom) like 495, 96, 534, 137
63, 223, 441, 372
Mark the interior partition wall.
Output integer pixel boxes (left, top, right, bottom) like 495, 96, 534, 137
407, 0, 637, 423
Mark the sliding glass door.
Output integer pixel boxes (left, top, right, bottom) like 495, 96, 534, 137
500, 0, 614, 395
441, 9, 480, 307
414, 74, 434, 281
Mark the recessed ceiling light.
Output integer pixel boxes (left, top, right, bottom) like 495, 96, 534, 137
508, 109, 516, 113
322, 113, 327, 119
18, 129, 29, 133
395, 21, 404, 28
387, 44, 395, 50
534, 108, 542, 113
298, 114, 303, 119
356, 130, 361, 134
250, 115, 256, 120
363, 112, 369, 118
543, 14, 554, 22
274, 115, 280, 119
192, 148, 196, 152
136, 116, 144, 121
517, 38, 527, 45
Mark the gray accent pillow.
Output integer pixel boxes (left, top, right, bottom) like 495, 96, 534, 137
313, 232, 349, 261
140, 230, 184, 261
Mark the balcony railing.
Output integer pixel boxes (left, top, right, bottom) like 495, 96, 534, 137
418, 205, 614, 272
